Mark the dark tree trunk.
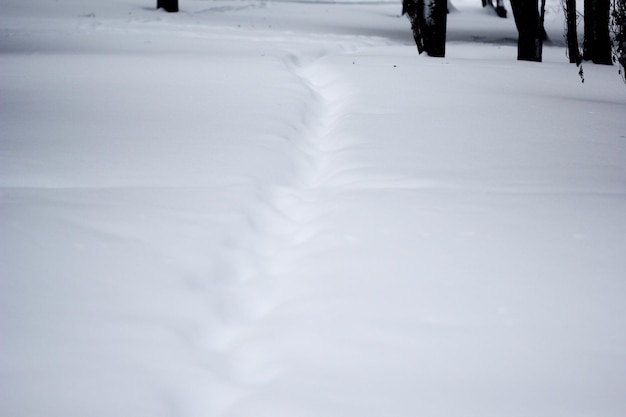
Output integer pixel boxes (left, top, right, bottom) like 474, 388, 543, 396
425, 0, 448, 57
157, 0, 178, 13
403, 0, 448, 57
483, 0, 508, 18
565, 0, 582, 64
509, 0, 545, 61
583, 0, 612, 64
613, 0, 626, 73
403, 0, 425, 54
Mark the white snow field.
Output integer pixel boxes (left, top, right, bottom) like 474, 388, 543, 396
1, 0, 626, 416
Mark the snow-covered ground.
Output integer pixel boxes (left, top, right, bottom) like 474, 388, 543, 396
2, 0, 626, 416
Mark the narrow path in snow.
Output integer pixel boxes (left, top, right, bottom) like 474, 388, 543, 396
192, 42, 372, 415
272, 52, 352, 230
265, 47, 368, 277
205, 43, 372, 413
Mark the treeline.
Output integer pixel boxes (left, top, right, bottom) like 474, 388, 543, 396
155, 0, 624, 79
403, 0, 625, 79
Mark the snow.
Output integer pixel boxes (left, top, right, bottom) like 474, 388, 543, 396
1, 0, 626, 416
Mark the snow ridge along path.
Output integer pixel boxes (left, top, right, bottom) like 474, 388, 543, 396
219, 41, 393, 415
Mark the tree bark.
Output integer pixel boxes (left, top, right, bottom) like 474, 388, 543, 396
509, 0, 544, 61
403, 0, 447, 57
613, 0, 626, 73
583, 0, 612, 64
565, 0, 582, 64
157, 0, 178, 13
424, 0, 448, 57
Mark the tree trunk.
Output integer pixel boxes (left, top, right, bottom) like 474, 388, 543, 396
403, 0, 447, 57
510, 0, 544, 61
157, 0, 178, 13
495, 0, 508, 18
583, 0, 612, 64
565, 0, 582, 64
613, 0, 626, 74
424, 0, 448, 57
483, 0, 508, 18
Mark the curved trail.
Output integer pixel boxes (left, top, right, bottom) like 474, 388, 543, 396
196, 39, 387, 416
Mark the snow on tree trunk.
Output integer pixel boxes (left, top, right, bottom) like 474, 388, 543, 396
611, 0, 626, 78
403, 0, 447, 57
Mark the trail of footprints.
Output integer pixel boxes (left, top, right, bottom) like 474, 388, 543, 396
197, 47, 357, 415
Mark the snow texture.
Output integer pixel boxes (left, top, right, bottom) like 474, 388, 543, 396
1, 1, 626, 416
